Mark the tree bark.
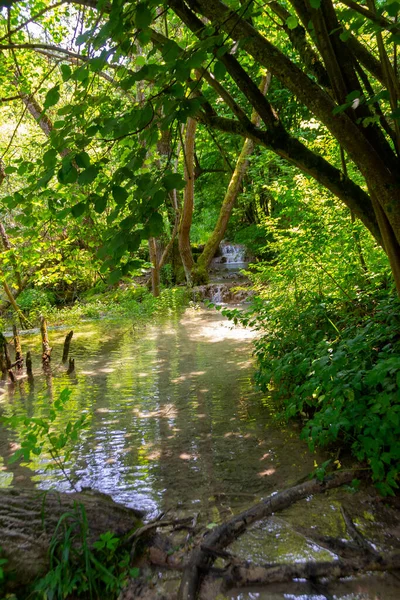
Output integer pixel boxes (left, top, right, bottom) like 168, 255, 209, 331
222, 553, 400, 590
62, 330, 74, 363
40, 316, 52, 363
12, 324, 23, 370
0, 488, 144, 589
198, 74, 271, 269
148, 237, 161, 297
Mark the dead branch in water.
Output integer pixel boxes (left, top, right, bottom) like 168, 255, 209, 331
177, 471, 356, 600
221, 553, 400, 590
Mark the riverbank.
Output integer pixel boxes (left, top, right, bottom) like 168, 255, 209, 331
1, 284, 191, 329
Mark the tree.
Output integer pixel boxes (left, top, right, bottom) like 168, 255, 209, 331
0, 0, 399, 294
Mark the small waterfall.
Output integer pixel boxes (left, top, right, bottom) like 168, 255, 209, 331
193, 282, 253, 305
210, 284, 224, 303
213, 243, 247, 265
193, 242, 253, 304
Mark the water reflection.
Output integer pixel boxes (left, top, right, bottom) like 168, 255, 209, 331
1, 309, 399, 599
0, 309, 319, 517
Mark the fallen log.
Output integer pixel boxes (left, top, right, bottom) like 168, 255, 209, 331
0, 488, 144, 589
177, 471, 355, 600
222, 554, 400, 590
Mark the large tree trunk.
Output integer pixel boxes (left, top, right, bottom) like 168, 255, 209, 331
179, 118, 197, 285
0, 488, 144, 589
198, 74, 271, 270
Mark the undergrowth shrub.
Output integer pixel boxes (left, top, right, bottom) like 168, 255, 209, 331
21, 285, 189, 326
33, 504, 139, 599
220, 288, 400, 495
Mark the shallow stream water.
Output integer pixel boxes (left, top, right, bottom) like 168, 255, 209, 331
0, 308, 399, 598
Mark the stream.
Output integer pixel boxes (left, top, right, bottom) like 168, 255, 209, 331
0, 308, 399, 599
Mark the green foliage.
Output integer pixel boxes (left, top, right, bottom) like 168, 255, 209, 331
222, 288, 400, 495
33, 503, 139, 599
18, 288, 56, 313
0, 547, 7, 584
10, 285, 189, 327
214, 166, 399, 494
191, 264, 209, 285
3, 388, 88, 489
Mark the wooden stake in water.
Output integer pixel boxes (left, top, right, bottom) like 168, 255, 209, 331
0, 333, 15, 382
13, 325, 23, 371
62, 330, 73, 363
40, 316, 52, 363
26, 351, 34, 384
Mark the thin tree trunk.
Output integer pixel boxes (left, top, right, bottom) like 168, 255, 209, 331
1, 279, 30, 328
0, 222, 22, 290
13, 324, 23, 370
198, 74, 271, 269
148, 237, 160, 297
340, 147, 368, 275
179, 117, 197, 284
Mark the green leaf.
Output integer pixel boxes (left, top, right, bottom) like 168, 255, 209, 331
216, 45, 229, 58
60, 64, 72, 81
112, 185, 128, 204
78, 166, 99, 185
107, 269, 122, 285
94, 195, 107, 214
76, 29, 93, 45
57, 162, 78, 184
130, 567, 140, 578
71, 202, 86, 218
43, 148, 58, 168
346, 90, 360, 102
4, 166, 17, 174
213, 60, 226, 80
71, 65, 89, 82
332, 102, 349, 116
136, 55, 146, 67
135, 3, 152, 29
286, 16, 298, 29
149, 189, 166, 208
44, 86, 60, 109
310, 0, 321, 7
163, 172, 186, 191
75, 151, 91, 169
339, 29, 351, 42
89, 55, 107, 72
146, 212, 164, 236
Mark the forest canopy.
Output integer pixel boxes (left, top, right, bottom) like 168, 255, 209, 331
0, 0, 399, 294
